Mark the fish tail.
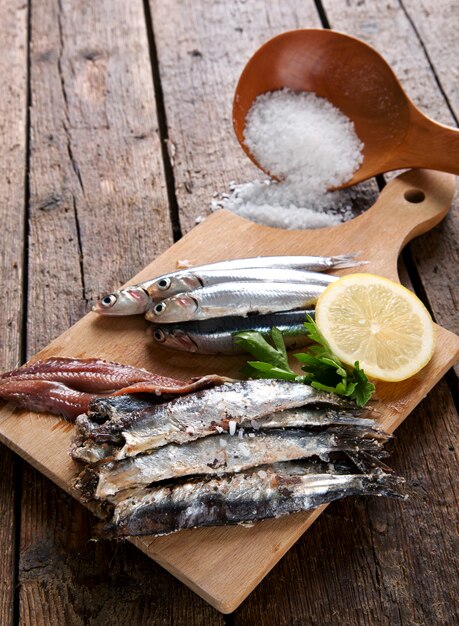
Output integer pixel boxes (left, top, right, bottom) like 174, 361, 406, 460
74, 467, 99, 501
331, 426, 390, 452
344, 450, 396, 474
330, 252, 368, 269
361, 471, 407, 500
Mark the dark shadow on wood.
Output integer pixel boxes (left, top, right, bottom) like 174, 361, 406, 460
398, 0, 459, 126
143, 0, 183, 242
13, 1, 32, 624
314, 0, 331, 29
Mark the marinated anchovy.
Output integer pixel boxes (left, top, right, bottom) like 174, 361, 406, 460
0, 358, 230, 421
72, 405, 378, 466
254, 407, 382, 433
0, 357, 167, 392
145, 267, 338, 301
0, 379, 99, 421
71, 407, 379, 465
149, 310, 314, 354
72, 380, 354, 460
93, 253, 361, 316
95, 464, 406, 538
146, 282, 326, 323
77, 427, 388, 501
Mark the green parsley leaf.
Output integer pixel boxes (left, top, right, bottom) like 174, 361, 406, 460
246, 361, 299, 382
349, 361, 375, 407
238, 314, 375, 407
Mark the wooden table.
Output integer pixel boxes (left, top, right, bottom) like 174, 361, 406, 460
1, 1, 457, 624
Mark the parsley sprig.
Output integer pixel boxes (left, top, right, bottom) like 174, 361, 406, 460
234, 314, 375, 407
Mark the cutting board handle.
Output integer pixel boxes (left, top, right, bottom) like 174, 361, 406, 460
325, 169, 456, 281
344, 169, 456, 248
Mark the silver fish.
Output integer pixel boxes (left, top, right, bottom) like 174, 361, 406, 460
93, 253, 361, 316
254, 407, 382, 433
145, 267, 338, 301
79, 427, 387, 501
146, 282, 326, 323
95, 462, 406, 538
71, 404, 378, 466
92, 286, 150, 316
148, 309, 314, 354
184, 253, 360, 272
72, 380, 354, 461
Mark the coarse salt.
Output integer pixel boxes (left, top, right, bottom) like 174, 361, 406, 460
215, 89, 365, 229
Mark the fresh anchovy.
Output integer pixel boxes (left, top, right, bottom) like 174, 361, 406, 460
77, 427, 388, 501
145, 267, 338, 301
94, 464, 406, 538
93, 253, 361, 316
72, 380, 354, 460
71, 405, 378, 465
149, 309, 314, 354
0, 358, 230, 421
184, 254, 361, 272
92, 285, 151, 316
146, 282, 326, 323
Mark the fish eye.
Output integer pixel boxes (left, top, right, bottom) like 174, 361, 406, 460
154, 302, 167, 315
101, 294, 117, 307
157, 277, 171, 290
153, 329, 166, 342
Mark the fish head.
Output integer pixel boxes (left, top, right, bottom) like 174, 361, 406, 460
146, 294, 199, 322
147, 273, 202, 299
149, 326, 199, 352
92, 287, 150, 316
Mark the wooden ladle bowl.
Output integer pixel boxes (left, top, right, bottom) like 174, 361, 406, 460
233, 29, 459, 187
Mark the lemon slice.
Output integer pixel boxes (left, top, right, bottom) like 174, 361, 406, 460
315, 273, 435, 382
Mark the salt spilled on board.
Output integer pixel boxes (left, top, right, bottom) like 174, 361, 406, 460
212, 89, 365, 229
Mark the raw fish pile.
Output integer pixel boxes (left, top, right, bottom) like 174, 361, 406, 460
93, 254, 364, 354
71, 379, 406, 538
0, 357, 405, 537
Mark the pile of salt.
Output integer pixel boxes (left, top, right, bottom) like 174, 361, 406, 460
214, 89, 365, 229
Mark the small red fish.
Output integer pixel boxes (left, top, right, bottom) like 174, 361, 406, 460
112, 374, 232, 396
0, 358, 229, 420
0, 357, 159, 392
0, 379, 101, 421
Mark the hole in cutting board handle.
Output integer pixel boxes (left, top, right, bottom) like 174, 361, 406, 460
404, 189, 426, 203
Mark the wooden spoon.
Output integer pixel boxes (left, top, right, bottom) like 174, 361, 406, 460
233, 29, 459, 187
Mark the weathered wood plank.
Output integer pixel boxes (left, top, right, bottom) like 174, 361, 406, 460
0, 447, 17, 626
28, 0, 173, 352
0, 0, 28, 624
19, 467, 224, 626
149, 0, 377, 234
18, 0, 221, 623
234, 380, 459, 625
402, 0, 459, 114
321, 0, 459, 354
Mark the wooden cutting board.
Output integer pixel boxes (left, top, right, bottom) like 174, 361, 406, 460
1, 169, 458, 613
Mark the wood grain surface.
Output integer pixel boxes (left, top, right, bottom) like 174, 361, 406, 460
0, 0, 28, 624
15, 0, 220, 624
0, 0, 458, 623
1, 169, 458, 614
